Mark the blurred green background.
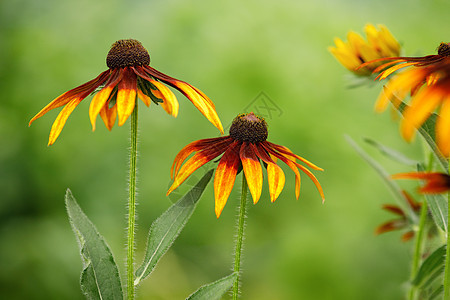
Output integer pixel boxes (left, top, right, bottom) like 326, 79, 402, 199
1, 0, 449, 299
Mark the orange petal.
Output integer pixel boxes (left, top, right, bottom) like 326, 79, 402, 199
137, 88, 151, 107
151, 80, 179, 117
401, 87, 442, 141
173, 81, 224, 134
89, 70, 121, 131
170, 137, 233, 179
167, 141, 229, 196
265, 142, 323, 171
214, 141, 241, 217
48, 98, 83, 145
116, 68, 137, 126
30, 71, 109, 126
296, 163, 325, 203
392, 172, 450, 194
436, 95, 450, 157
99, 102, 117, 131
240, 142, 263, 204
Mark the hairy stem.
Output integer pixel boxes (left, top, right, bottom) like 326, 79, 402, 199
233, 175, 248, 299
127, 105, 138, 300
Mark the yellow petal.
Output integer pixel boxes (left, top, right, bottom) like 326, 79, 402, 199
116, 68, 137, 126
48, 98, 82, 145
437, 97, 450, 157
240, 142, 263, 204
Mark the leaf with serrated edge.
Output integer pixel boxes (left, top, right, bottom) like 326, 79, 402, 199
412, 245, 446, 287
186, 273, 238, 300
134, 169, 214, 285
65, 189, 123, 300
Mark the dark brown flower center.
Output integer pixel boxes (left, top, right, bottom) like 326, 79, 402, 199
229, 112, 268, 143
438, 42, 450, 56
106, 39, 150, 69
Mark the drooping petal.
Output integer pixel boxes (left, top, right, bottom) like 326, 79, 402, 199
252, 144, 285, 202
381, 204, 405, 216
392, 172, 450, 194
240, 142, 263, 204
116, 67, 137, 126
436, 95, 450, 157
375, 220, 406, 235
296, 163, 325, 203
265, 142, 323, 171
214, 141, 241, 217
99, 101, 117, 131
167, 141, 230, 196
170, 136, 233, 179
401, 87, 442, 141
89, 69, 121, 131
137, 88, 151, 107
145, 66, 223, 133
48, 98, 83, 145
133, 66, 179, 117
30, 71, 110, 126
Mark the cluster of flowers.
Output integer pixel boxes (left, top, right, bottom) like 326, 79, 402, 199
30, 39, 324, 217
330, 24, 450, 239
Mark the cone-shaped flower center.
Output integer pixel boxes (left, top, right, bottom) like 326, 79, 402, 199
438, 42, 450, 57
229, 112, 268, 143
106, 39, 150, 69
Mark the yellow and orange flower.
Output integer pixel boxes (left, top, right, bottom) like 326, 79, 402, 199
392, 172, 450, 194
29, 39, 223, 145
167, 112, 325, 218
362, 42, 450, 156
329, 24, 401, 76
375, 191, 421, 242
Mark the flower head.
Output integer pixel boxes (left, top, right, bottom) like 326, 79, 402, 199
30, 39, 223, 145
167, 112, 325, 218
392, 172, 450, 194
329, 24, 400, 76
361, 42, 450, 155
375, 191, 421, 242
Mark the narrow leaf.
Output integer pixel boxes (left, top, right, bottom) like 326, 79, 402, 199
363, 137, 419, 166
430, 285, 444, 300
65, 189, 123, 300
134, 169, 214, 285
186, 273, 238, 300
345, 135, 417, 222
424, 193, 448, 233
412, 245, 446, 287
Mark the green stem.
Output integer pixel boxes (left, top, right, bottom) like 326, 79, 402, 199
408, 198, 428, 300
127, 104, 138, 300
233, 175, 248, 299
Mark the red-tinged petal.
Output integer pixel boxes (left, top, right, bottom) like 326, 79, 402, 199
48, 98, 83, 145
99, 102, 117, 131
214, 141, 241, 217
401, 88, 442, 141
89, 70, 121, 131
116, 67, 137, 126
170, 136, 233, 179
401, 231, 415, 242
436, 94, 450, 157
240, 142, 263, 204
30, 71, 110, 126
375, 220, 406, 235
381, 204, 405, 216
167, 141, 230, 196
377, 62, 418, 80
265, 142, 323, 171
392, 172, 450, 194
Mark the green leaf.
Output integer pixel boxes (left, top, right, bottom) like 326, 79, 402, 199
134, 169, 214, 285
65, 189, 123, 300
363, 137, 419, 166
186, 273, 238, 300
389, 89, 448, 171
424, 193, 448, 233
429, 285, 444, 300
412, 245, 446, 287
345, 135, 417, 222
